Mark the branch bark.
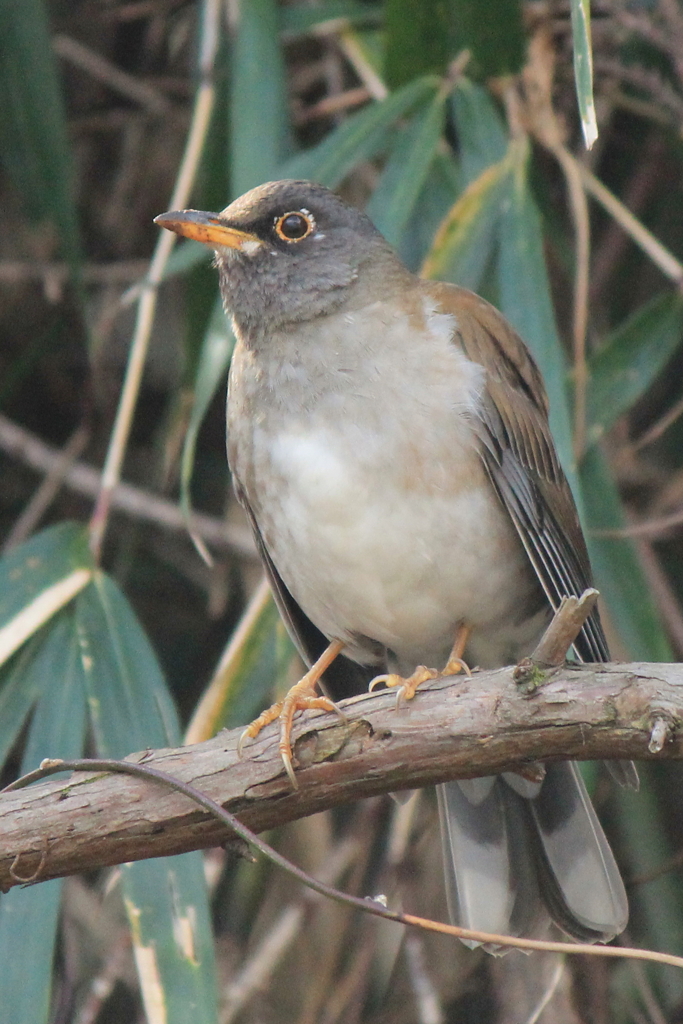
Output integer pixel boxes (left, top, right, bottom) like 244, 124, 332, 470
1, 660, 681, 892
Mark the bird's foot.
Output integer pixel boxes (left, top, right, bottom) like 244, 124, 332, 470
238, 640, 346, 789
369, 665, 441, 706
368, 624, 472, 707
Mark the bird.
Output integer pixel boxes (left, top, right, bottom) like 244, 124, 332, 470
155, 179, 630, 946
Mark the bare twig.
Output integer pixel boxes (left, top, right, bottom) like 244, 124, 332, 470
89, 0, 221, 560
0, 660, 682, 890
3, 750, 683, 969
0, 260, 151, 286
2, 424, 90, 553
221, 840, 358, 1024
591, 506, 683, 540
526, 589, 599, 669
0, 413, 255, 558
53, 34, 171, 114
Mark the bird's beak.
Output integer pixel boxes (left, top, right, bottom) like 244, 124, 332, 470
154, 209, 262, 251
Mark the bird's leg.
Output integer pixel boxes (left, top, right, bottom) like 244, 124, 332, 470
238, 639, 347, 789
369, 623, 472, 707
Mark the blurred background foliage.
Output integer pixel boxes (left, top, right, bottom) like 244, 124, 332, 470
1, 0, 683, 1021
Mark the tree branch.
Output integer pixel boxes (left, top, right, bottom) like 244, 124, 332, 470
0, 660, 681, 892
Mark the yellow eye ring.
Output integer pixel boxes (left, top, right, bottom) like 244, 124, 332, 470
274, 210, 315, 242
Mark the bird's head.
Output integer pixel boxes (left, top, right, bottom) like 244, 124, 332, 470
155, 179, 406, 338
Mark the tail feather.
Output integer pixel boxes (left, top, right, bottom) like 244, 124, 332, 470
528, 762, 628, 940
437, 764, 627, 946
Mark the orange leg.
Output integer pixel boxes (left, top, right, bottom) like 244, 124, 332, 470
369, 623, 472, 706
238, 639, 346, 789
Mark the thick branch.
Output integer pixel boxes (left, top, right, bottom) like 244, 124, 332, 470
1, 661, 682, 891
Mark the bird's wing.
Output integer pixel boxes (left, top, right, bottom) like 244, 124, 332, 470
233, 479, 376, 700
429, 282, 609, 663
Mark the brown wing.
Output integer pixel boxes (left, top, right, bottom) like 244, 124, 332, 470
428, 283, 609, 663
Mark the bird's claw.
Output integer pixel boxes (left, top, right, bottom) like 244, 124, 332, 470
237, 690, 346, 790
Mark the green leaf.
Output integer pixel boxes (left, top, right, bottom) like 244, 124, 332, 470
585, 292, 683, 446
230, 0, 291, 194
0, 608, 87, 1024
281, 76, 439, 186
396, 150, 461, 271
581, 445, 671, 661
366, 89, 448, 246
570, 0, 597, 149
121, 855, 219, 1022
180, 296, 235, 555
0, 522, 92, 669
163, 240, 212, 279
0, 523, 91, 630
613, 768, 683, 1003
280, 2, 381, 35
421, 150, 513, 292
496, 143, 578, 493
75, 573, 180, 754
451, 0, 526, 79
450, 78, 508, 183
0, 0, 82, 268
74, 574, 219, 1022
384, 0, 454, 88
186, 581, 293, 741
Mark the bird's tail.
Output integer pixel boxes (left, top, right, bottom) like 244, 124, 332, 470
436, 762, 628, 950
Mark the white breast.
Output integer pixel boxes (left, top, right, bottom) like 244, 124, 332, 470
231, 296, 543, 670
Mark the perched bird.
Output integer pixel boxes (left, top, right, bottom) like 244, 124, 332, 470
156, 179, 629, 945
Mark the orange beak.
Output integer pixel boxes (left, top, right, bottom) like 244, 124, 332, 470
154, 209, 261, 251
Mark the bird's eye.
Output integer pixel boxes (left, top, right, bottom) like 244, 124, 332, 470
274, 211, 315, 242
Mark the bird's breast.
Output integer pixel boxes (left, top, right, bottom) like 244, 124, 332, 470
228, 295, 544, 668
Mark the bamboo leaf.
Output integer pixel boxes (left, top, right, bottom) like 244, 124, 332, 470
0, 608, 86, 1024
496, 143, 578, 491
74, 574, 219, 1021
450, 0, 525, 79
180, 297, 235, 558
0, 523, 92, 668
570, 0, 598, 149
585, 292, 683, 446
450, 78, 508, 183
0, 0, 82, 266
581, 445, 671, 661
186, 579, 292, 742
281, 76, 439, 186
613, 768, 683, 1002
422, 152, 513, 292
230, 0, 291, 194
280, 2, 381, 35
366, 90, 448, 246
384, 0, 453, 87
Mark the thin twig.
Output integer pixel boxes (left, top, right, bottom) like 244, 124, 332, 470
523, 956, 566, 1024
1, 663, 683, 889
336, 29, 388, 101
404, 934, 444, 1024
633, 392, 683, 452
53, 35, 171, 114
591, 506, 683, 540
0, 260, 151, 286
552, 144, 592, 459
633, 539, 683, 656
6, 755, 683, 969
89, 0, 221, 560
530, 589, 599, 667
2, 425, 90, 553
221, 840, 358, 1024
0, 413, 255, 558
579, 162, 683, 285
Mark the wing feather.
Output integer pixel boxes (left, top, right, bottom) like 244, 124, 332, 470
428, 282, 608, 664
